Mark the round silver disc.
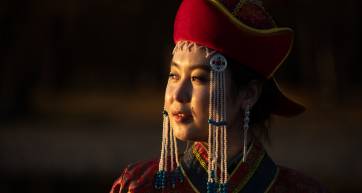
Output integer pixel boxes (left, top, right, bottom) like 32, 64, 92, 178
209, 53, 228, 72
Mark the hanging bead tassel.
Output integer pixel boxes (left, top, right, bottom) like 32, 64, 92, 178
155, 110, 183, 190
208, 53, 228, 193
173, 126, 184, 184
155, 110, 168, 189
169, 116, 176, 188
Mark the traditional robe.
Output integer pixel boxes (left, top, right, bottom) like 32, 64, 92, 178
110, 142, 327, 193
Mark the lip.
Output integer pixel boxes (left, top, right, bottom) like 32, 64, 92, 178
171, 111, 193, 124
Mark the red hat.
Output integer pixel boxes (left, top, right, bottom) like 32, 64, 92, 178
173, 0, 305, 117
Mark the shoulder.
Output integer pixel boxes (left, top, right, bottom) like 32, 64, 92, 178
109, 159, 159, 193
270, 165, 329, 193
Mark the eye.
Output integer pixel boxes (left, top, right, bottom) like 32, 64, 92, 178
168, 72, 179, 81
191, 75, 208, 84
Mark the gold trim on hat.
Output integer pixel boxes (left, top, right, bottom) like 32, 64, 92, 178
209, 0, 292, 36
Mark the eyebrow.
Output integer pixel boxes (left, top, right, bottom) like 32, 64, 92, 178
171, 61, 210, 71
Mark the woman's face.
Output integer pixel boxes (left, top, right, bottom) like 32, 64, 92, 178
164, 48, 241, 142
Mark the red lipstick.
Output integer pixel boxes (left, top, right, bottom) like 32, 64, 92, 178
172, 111, 193, 124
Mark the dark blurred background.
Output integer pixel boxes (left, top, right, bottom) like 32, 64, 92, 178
0, 0, 361, 192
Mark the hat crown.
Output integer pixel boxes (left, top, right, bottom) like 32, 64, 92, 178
221, 0, 275, 29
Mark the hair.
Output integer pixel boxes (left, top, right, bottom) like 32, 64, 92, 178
227, 57, 273, 142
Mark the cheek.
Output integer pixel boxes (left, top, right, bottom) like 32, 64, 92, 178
164, 84, 173, 108
191, 87, 209, 118
226, 89, 241, 124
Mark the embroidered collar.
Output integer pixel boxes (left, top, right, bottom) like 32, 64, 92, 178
180, 141, 279, 193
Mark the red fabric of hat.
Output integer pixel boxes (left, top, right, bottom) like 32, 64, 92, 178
173, 0, 305, 117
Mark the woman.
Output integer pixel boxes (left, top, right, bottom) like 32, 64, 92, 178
110, 0, 327, 192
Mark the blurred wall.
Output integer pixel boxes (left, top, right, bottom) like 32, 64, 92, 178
0, 0, 361, 193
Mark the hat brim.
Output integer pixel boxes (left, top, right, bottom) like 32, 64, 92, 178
268, 78, 306, 117
208, 0, 305, 116
209, 0, 306, 117
208, 0, 294, 79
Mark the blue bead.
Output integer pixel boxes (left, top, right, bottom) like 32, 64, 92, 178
207, 182, 217, 193
154, 171, 164, 189
211, 170, 217, 179
208, 119, 227, 126
162, 110, 168, 116
219, 183, 227, 193
176, 167, 184, 183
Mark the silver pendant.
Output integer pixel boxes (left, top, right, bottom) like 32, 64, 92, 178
210, 53, 228, 72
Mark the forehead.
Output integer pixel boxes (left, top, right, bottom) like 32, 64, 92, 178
172, 48, 209, 69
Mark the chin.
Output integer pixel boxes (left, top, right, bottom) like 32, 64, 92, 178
173, 125, 208, 142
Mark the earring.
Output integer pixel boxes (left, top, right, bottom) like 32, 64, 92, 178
242, 105, 250, 162
155, 110, 183, 190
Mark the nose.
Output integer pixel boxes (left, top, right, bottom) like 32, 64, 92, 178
174, 78, 191, 103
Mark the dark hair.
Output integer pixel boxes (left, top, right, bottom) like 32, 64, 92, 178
227, 57, 273, 142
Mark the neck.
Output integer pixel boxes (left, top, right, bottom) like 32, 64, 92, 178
200, 125, 253, 163
227, 125, 253, 162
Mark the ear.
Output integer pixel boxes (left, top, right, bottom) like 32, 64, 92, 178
238, 80, 263, 109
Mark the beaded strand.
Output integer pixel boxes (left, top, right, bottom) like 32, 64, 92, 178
207, 53, 228, 193
155, 110, 184, 190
